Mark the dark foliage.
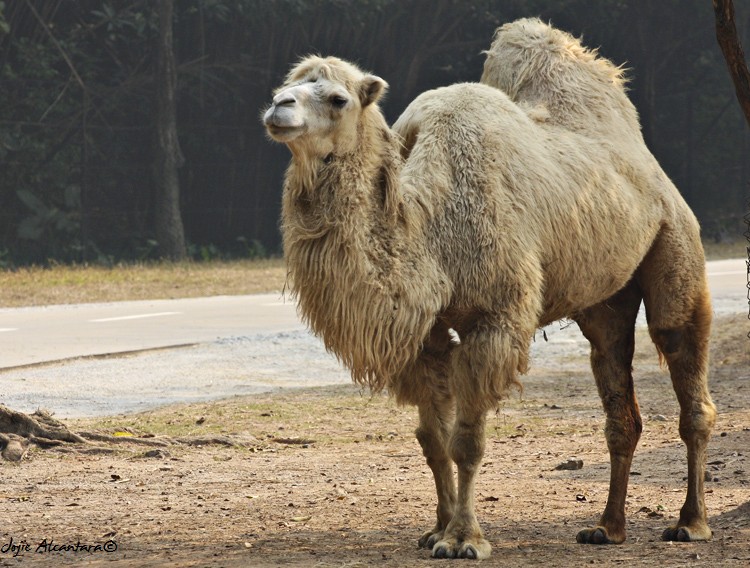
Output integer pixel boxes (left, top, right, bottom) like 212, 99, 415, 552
0, 0, 748, 265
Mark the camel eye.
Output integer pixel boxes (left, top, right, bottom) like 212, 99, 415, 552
330, 95, 348, 108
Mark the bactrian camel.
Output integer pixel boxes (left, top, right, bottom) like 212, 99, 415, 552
262, 18, 716, 560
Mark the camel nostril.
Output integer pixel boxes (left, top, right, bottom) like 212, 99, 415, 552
273, 93, 297, 107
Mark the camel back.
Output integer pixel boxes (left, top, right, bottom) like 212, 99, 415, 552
481, 18, 641, 139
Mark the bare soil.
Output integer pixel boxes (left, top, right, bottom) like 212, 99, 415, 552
1, 314, 749, 567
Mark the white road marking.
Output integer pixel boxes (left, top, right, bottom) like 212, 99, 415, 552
707, 270, 747, 276
89, 312, 181, 323
0, 328, 18, 332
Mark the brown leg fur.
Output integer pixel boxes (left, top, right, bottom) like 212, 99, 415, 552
574, 280, 643, 544
650, 290, 715, 541
638, 227, 716, 542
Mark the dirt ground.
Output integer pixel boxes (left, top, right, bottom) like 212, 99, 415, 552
1, 314, 749, 567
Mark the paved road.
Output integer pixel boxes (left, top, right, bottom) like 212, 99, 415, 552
1, 294, 301, 369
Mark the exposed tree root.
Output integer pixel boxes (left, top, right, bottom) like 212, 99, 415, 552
78, 431, 170, 447
0, 405, 88, 460
0, 405, 258, 461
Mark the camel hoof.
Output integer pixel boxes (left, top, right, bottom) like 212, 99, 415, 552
576, 527, 618, 545
418, 530, 443, 550
662, 525, 712, 542
431, 538, 491, 560
432, 541, 456, 559
458, 543, 479, 559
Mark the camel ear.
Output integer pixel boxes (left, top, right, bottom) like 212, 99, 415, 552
360, 75, 388, 107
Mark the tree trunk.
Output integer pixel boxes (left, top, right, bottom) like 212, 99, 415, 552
713, 0, 750, 128
153, 0, 187, 261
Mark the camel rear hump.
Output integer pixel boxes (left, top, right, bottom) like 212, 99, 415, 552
482, 18, 641, 139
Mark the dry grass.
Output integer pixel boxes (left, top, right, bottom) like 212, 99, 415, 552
702, 239, 748, 260
0, 239, 746, 308
0, 258, 287, 308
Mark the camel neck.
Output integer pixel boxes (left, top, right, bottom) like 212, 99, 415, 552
279, 123, 448, 390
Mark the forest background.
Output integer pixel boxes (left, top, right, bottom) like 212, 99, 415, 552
1, 0, 748, 266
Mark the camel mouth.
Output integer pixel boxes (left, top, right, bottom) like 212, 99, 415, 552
263, 105, 306, 142
265, 123, 305, 143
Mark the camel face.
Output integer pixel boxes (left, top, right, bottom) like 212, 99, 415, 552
263, 56, 387, 157
263, 79, 351, 143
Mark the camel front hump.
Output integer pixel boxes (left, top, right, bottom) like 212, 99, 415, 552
395, 83, 671, 321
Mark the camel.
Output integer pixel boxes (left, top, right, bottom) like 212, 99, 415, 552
262, 19, 715, 559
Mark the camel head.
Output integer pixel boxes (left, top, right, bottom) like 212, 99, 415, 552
263, 56, 388, 159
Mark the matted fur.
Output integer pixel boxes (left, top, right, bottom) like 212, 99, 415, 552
278, 57, 451, 390
265, 24, 715, 555
273, 43, 706, 400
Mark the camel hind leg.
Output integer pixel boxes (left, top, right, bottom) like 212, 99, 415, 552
574, 279, 643, 544
637, 226, 716, 542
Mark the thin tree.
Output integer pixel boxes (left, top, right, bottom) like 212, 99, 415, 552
153, 0, 187, 260
711, 0, 750, 335
713, 0, 750, 126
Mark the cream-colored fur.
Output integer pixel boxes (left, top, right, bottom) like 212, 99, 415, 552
263, 18, 715, 559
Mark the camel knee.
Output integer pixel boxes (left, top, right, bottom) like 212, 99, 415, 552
416, 426, 449, 464
679, 401, 716, 443
449, 423, 486, 469
604, 414, 642, 455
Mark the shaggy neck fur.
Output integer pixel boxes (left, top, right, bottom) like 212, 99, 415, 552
281, 105, 448, 390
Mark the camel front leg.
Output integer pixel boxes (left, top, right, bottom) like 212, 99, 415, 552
392, 322, 458, 551
416, 397, 456, 549
430, 324, 517, 560
432, 320, 533, 559
432, 403, 491, 559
